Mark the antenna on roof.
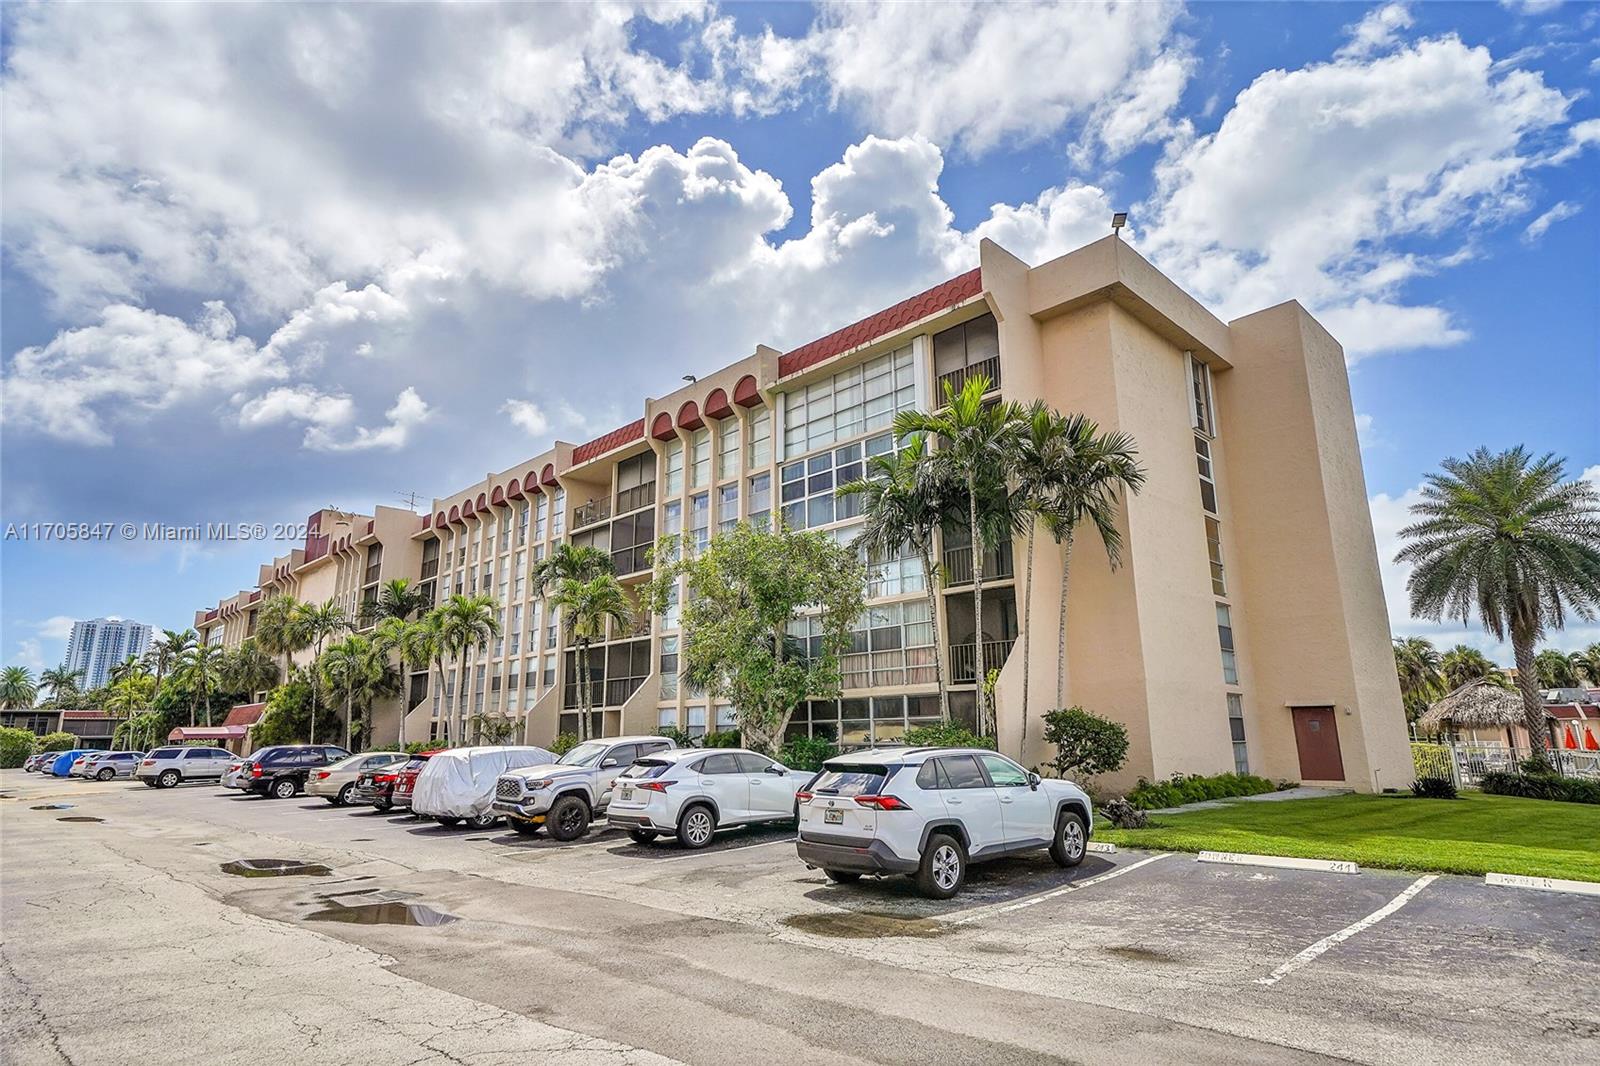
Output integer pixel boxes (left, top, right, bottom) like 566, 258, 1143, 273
1111, 211, 1128, 238
395, 490, 423, 510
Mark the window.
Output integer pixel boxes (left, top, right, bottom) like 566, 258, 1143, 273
792, 600, 934, 689
610, 510, 655, 575
658, 706, 678, 729
747, 472, 771, 529
686, 705, 707, 738
780, 435, 893, 530
1187, 353, 1215, 437
1228, 693, 1249, 774
933, 313, 1000, 388
717, 483, 739, 533
659, 636, 679, 698
865, 539, 924, 598
782, 346, 915, 455
979, 754, 1028, 788
661, 582, 681, 631
1217, 603, 1238, 685
616, 452, 656, 514
663, 439, 684, 496
718, 416, 741, 479
552, 489, 565, 536
517, 502, 529, 545
421, 537, 440, 580
689, 428, 711, 489
1195, 436, 1218, 516
509, 605, 522, 655
747, 406, 771, 467
734, 752, 773, 774
716, 704, 737, 731
535, 495, 548, 540
937, 755, 988, 789
1205, 515, 1226, 596
699, 752, 739, 774
689, 492, 709, 550
364, 543, 383, 585
604, 639, 651, 706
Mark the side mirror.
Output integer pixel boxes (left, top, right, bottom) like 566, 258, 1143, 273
766, 765, 788, 775
600, 758, 619, 769
1027, 771, 1042, 790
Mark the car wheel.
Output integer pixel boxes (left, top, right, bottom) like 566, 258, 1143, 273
374, 798, 392, 812
271, 777, 298, 800
1049, 811, 1088, 868
547, 795, 590, 842
676, 804, 716, 849
824, 869, 862, 884
332, 783, 354, 807
96, 768, 115, 781
435, 816, 461, 828
158, 769, 180, 789
142, 779, 157, 788
510, 819, 541, 837
466, 810, 499, 830
916, 833, 966, 900
628, 829, 658, 845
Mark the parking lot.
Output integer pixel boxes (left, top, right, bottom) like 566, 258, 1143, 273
4, 769, 1596, 1065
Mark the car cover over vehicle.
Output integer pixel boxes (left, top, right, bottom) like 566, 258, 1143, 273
411, 746, 557, 820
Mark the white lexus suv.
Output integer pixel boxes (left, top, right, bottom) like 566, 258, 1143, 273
795, 747, 1093, 899
605, 748, 804, 848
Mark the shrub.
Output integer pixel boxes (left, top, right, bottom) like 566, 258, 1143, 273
1410, 775, 1458, 799
1126, 771, 1277, 810
402, 740, 444, 755
778, 735, 838, 772
902, 723, 996, 750
1411, 742, 1454, 781
1098, 796, 1148, 829
0, 726, 36, 768
704, 729, 741, 750
656, 726, 698, 748
550, 732, 580, 756
1481, 771, 1600, 805
1041, 706, 1129, 780
37, 731, 78, 753
1519, 754, 1561, 778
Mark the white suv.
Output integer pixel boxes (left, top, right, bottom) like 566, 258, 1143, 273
605, 748, 804, 848
795, 747, 1093, 899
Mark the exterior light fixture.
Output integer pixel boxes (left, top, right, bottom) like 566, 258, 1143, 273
1111, 211, 1128, 236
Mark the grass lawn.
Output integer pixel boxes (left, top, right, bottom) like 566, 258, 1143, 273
1097, 791, 1600, 882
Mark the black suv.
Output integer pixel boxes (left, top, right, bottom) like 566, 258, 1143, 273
245, 745, 352, 799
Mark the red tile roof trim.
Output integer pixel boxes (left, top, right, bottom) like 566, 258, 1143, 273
572, 418, 646, 464
778, 268, 982, 379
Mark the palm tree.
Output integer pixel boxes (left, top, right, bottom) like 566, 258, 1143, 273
0, 666, 37, 709
550, 575, 630, 741
145, 629, 195, 707
292, 600, 349, 744
108, 655, 144, 686
838, 434, 956, 723
895, 373, 1023, 737
177, 642, 227, 726
223, 639, 280, 700
1439, 644, 1508, 691
1534, 648, 1581, 689
1397, 446, 1600, 755
1392, 637, 1445, 720
1574, 643, 1600, 688
350, 637, 401, 748
530, 542, 614, 598
254, 595, 306, 689
365, 577, 431, 626
437, 594, 501, 744
405, 609, 452, 746
38, 665, 84, 709
320, 636, 389, 751
103, 672, 155, 734
1029, 411, 1145, 714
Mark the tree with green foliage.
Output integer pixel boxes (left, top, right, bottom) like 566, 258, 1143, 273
1574, 643, 1600, 688
1041, 706, 1130, 780
1393, 636, 1446, 720
37, 731, 78, 752
550, 574, 630, 741
894, 373, 1022, 738
837, 433, 955, 723
176, 641, 226, 726
253, 597, 305, 689
291, 599, 349, 743
0, 666, 37, 710
437, 593, 500, 744
0, 726, 36, 768
223, 639, 280, 701
1534, 648, 1582, 689
364, 577, 431, 626
252, 679, 317, 746
144, 629, 195, 707
38, 665, 84, 709
1439, 645, 1510, 692
1397, 446, 1600, 755
648, 523, 866, 752
320, 634, 400, 749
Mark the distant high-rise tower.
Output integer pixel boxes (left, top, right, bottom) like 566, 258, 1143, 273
63, 618, 153, 692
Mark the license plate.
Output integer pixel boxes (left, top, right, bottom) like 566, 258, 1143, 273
620, 788, 633, 801
824, 808, 843, 825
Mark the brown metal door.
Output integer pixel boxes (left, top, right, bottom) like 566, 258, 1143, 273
1292, 707, 1345, 781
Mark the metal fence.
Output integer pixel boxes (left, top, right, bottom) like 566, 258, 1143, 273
1411, 737, 1600, 788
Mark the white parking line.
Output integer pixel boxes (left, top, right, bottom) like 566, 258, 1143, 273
951, 853, 1171, 926
1256, 874, 1436, 988
640, 835, 798, 863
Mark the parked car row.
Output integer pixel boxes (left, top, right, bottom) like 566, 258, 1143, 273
24, 735, 1094, 898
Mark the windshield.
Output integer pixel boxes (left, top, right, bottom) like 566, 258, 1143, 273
556, 741, 608, 767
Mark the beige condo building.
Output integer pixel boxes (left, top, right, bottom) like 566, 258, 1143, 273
195, 234, 1413, 793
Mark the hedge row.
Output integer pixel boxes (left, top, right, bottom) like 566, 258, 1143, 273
1127, 771, 1280, 810
1480, 771, 1600, 805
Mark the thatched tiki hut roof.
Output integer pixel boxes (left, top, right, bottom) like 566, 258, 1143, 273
1416, 677, 1540, 734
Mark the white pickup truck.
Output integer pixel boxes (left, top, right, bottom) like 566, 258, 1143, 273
491, 735, 678, 840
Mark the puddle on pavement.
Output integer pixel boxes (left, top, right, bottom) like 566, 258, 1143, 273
31, 803, 74, 810
974, 942, 1021, 955
305, 901, 458, 926
1104, 945, 1179, 964
781, 912, 950, 939
58, 816, 104, 822
220, 858, 334, 878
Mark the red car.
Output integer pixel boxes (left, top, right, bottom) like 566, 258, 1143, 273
381, 749, 445, 813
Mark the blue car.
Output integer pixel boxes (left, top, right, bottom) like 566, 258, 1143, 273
48, 749, 104, 777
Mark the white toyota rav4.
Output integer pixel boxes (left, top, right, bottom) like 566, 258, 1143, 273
795, 747, 1093, 899
605, 748, 804, 848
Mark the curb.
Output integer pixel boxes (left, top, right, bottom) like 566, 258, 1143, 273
1485, 872, 1600, 897
1197, 850, 1359, 874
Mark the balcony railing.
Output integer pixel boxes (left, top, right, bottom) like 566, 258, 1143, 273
936, 355, 1002, 399
943, 540, 1015, 586
615, 481, 656, 515
948, 638, 1016, 684
573, 497, 612, 529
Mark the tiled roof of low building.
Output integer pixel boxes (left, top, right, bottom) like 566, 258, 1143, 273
778, 268, 982, 378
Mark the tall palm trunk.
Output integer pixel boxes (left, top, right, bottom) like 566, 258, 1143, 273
1056, 531, 1074, 708
345, 690, 354, 751
919, 546, 950, 724
967, 474, 989, 737
1021, 521, 1036, 753
456, 651, 469, 745
576, 641, 591, 741
1511, 624, 1547, 758
433, 655, 448, 744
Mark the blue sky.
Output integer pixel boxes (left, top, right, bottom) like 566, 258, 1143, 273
2, 1, 1596, 674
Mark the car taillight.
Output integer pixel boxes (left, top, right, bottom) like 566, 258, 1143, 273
141, 759, 154, 765
853, 794, 912, 811
375, 773, 397, 783
251, 766, 263, 777
316, 771, 330, 779
637, 780, 675, 793
796, 791, 814, 803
